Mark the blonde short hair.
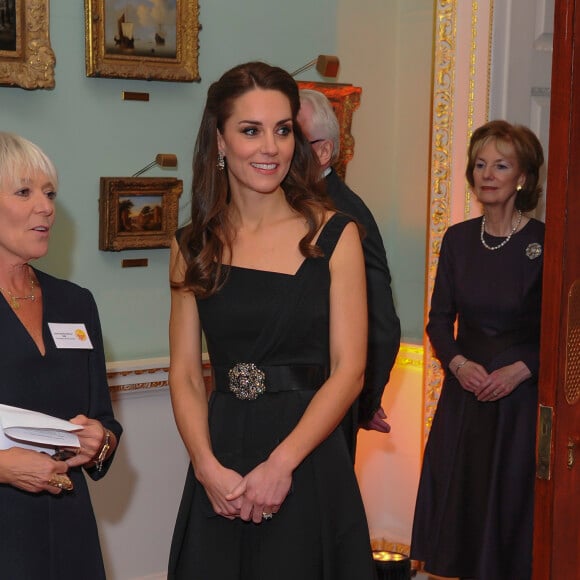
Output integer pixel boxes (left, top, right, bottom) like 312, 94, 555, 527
0, 132, 58, 191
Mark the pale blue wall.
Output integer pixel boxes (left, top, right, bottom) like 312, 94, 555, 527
1, 1, 431, 362
0, 0, 337, 361
337, 0, 432, 345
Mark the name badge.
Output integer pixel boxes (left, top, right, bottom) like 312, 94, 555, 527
48, 323, 94, 349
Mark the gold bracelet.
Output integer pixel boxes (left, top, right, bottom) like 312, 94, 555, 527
95, 429, 111, 472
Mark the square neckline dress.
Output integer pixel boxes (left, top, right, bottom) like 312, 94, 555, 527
169, 213, 376, 580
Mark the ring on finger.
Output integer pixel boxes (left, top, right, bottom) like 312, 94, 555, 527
262, 512, 273, 520
48, 474, 73, 491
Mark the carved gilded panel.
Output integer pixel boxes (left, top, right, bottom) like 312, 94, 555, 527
423, 0, 494, 444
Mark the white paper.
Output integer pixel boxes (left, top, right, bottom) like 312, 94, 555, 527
0, 404, 82, 452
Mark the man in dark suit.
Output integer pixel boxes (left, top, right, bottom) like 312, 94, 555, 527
298, 89, 401, 459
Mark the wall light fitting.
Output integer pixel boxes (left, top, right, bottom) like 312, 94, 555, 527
290, 55, 340, 78
132, 153, 178, 177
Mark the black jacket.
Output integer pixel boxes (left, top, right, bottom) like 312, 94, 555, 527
326, 169, 400, 457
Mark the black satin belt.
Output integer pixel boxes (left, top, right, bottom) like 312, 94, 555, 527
212, 364, 327, 394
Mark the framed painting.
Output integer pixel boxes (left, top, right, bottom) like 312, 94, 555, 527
85, 0, 200, 82
99, 177, 183, 251
0, 0, 55, 89
297, 81, 362, 180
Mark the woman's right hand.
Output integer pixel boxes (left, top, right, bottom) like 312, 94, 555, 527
453, 359, 491, 396
196, 460, 244, 520
225, 457, 292, 524
0, 448, 69, 495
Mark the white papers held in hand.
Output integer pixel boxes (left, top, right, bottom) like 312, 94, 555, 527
0, 404, 82, 454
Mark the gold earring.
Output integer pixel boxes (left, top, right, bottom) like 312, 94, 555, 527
516, 184, 523, 192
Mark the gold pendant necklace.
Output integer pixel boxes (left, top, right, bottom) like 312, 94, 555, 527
0, 270, 36, 310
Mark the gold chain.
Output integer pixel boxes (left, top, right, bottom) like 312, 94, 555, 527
0, 269, 36, 310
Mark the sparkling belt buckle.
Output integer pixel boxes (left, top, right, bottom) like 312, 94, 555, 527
228, 363, 266, 400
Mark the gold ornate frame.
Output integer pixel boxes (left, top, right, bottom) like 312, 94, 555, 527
99, 177, 183, 251
85, 0, 200, 82
423, 0, 458, 441
0, 0, 55, 89
423, 0, 493, 443
297, 81, 361, 180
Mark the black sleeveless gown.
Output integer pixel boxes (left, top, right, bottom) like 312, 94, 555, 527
168, 214, 376, 580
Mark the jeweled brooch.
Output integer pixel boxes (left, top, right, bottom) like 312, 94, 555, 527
228, 362, 266, 400
525, 242, 542, 260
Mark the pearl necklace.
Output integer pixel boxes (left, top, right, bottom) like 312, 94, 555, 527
480, 210, 523, 251
0, 270, 36, 310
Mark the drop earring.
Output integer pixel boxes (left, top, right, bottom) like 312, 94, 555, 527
217, 152, 225, 171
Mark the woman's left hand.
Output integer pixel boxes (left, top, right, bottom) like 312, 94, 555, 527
226, 459, 292, 524
476, 362, 532, 402
62, 415, 108, 468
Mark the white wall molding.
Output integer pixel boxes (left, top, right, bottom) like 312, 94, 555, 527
106, 356, 212, 399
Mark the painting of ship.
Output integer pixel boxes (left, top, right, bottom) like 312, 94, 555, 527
104, 1, 178, 59
114, 13, 134, 50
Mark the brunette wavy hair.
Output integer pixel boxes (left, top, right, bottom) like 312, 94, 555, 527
466, 120, 545, 212
175, 61, 330, 297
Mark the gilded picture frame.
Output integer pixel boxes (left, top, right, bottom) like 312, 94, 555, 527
85, 0, 200, 82
0, 0, 55, 89
297, 81, 361, 180
99, 177, 183, 251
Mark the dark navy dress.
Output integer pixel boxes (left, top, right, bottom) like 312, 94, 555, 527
411, 217, 544, 580
0, 268, 122, 580
169, 214, 376, 580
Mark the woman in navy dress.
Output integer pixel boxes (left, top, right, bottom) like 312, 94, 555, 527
0, 132, 122, 579
411, 120, 545, 579
167, 62, 376, 579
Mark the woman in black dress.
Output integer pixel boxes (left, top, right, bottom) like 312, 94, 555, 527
0, 132, 122, 579
167, 62, 376, 579
411, 120, 545, 579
